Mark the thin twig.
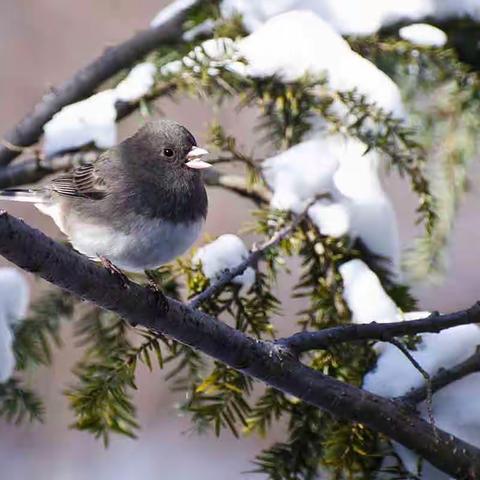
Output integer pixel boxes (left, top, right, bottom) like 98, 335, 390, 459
188, 198, 318, 309
401, 349, 480, 405
389, 339, 436, 437
276, 307, 480, 355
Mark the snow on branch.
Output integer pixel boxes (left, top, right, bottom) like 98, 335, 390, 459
277, 306, 480, 355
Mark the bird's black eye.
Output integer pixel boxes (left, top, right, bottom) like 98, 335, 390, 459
164, 148, 174, 157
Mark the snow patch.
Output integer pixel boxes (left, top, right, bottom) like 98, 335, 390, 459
263, 134, 400, 273
235, 11, 403, 116
308, 201, 350, 238
0, 268, 30, 383
399, 23, 448, 47
150, 0, 198, 28
339, 259, 398, 325
193, 234, 256, 289
43, 61, 158, 156
43, 90, 118, 156
221, 0, 480, 36
115, 62, 156, 102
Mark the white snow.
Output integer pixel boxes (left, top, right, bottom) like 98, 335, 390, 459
183, 18, 216, 41
339, 259, 398, 324
364, 322, 480, 479
43, 90, 118, 156
235, 11, 404, 117
0, 268, 30, 383
263, 134, 400, 274
263, 137, 339, 213
115, 62, 156, 102
193, 234, 256, 289
399, 23, 448, 47
160, 12, 403, 116
308, 201, 350, 238
221, 0, 480, 36
43, 61, 158, 156
0, 321, 14, 383
150, 0, 198, 28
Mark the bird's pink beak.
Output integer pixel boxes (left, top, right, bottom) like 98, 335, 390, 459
185, 146, 211, 169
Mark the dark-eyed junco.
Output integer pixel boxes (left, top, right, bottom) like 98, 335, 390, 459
0, 120, 211, 272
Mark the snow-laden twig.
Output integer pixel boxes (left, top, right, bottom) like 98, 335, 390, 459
188, 197, 319, 309
276, 307, 480, 355
401, 349, 480, 405
388, 338, 436, 434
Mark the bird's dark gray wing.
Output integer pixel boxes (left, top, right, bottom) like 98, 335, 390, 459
50, 156, 109, 200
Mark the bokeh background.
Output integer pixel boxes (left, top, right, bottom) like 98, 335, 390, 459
0, 1, 479, 478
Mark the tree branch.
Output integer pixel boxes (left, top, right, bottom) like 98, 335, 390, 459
0, 211, 479, 478
401, 349, 480, 405
277, 309, 480, 355
389, 339, 436, 432
0, 0, 198, 167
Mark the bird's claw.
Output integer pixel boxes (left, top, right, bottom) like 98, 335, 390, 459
99, 256, 129, 288
144, 270, 169, 313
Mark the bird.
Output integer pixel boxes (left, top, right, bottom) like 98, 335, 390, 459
0, 119, 211, 273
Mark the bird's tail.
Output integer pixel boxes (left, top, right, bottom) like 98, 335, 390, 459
0, 188, 49, 204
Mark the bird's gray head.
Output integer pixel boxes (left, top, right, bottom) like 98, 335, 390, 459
129, 119, 210, 170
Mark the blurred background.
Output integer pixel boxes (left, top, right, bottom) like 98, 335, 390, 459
0, 1, 479, 478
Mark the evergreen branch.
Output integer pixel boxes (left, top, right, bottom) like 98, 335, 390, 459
14, 290, 75, 369
0, 0, 200, 166
401, 349, 480, 405
0, 211, 479, 478
277, 307, 480, 355
188, 198, 318, 309
0, 378, 44, 424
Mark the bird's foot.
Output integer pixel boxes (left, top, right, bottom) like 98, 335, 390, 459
99, 256, 129, 289
144, 270, 169, 313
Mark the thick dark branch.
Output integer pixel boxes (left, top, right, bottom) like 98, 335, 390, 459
401, 350, 480, 405
0, 211, 479, 478
0, 0, 197, 167
277, 309, 480, 354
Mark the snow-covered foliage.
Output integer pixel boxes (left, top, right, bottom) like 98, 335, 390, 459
221, 0, 480, 35
235, 11, 404, 117
43, 62, 157, 156
0, 268, 30, 382
263, 134, 400, 274
161, 37, 241, 77
193, 234, 255, 289
399, 23, 448, 47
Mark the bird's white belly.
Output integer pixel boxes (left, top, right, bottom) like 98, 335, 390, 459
64, 213, 203, 272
